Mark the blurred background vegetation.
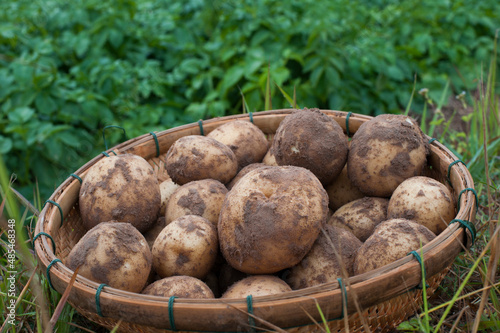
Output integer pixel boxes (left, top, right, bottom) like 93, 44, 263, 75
0, 0, 499, 200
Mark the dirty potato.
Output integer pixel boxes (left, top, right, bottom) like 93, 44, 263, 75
65, 222, 152, 293
347, 114, 428, 197
79, 154, 161, 233
165, 135, 238, 185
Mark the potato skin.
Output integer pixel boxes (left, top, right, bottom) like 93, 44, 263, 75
152, 215, 218, 279
348, 114, 428, 197
79, 154, 161, 233
165, 135, 238, 185
159, 179, 179, 216
165, 179, 228, 227
328, 197, 389, 242
287, 225, 362, 289
218, 166, 329, 274
326, 165, 365, 210
387, 176, 455, 235
353, 218, 436, 275
221, 275, 291, 298
65, 222, 152, 293
272, 108, 348, 185
142, 276, 214, 299
207, 120, 269, 170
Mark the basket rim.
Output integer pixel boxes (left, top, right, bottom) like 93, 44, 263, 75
34, 109, 477, 331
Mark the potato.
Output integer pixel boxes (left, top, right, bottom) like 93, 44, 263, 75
79, 154, 161, 232
218, 166, 328, 274
328, 197, 389, 242
221, 275, 291, 298
207, 120, 268, 169
387, 176, 455, 235
326, 165, 365, 210
353, 218, 436, 275
65, 222, 152, 293
142, 276, 214, 299
143, 216, 167, 249
165, 135, 238, 185
347, 114, 428, 197
152, 215, 218, 279
159, 179, 180, 216
271, 108, 348, 185
226, 163, 267, 190
165, 179, 228, 227
262, 148, 278, 166
287, 225, 362, 289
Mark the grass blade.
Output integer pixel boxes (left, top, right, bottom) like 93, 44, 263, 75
265, 63, 272, 111
238, 85, 250, 114
433, 226, 500, 333
274, 82, 300, 109
404, 74, 417, 116
47, 266, 80, 332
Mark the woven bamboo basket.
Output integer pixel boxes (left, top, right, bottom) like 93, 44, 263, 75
34, 109, 477, 332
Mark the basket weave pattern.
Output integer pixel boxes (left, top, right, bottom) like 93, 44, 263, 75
35, 110, 477, 332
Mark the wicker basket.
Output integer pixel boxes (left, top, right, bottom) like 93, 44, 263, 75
34, 110, 477, 332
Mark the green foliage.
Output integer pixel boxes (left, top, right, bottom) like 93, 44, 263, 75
0, 0, 499, 199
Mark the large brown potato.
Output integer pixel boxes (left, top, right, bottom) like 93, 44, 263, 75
79, 154, 161, 232
287, 225, 362, 289
328, 197, 389, 242
142, 276, 214, 299
347, 114, 428, 197
271, 108, 348, 185
165, 179, 228, 227
218, 166, 329, 274
387, 176, 455, 235
165, 135, 238, 185
207, 120, 269, 169
353, 218, 436, 275
66, 222, 152, 293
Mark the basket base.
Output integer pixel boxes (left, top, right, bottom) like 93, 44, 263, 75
71, 269, 448, 333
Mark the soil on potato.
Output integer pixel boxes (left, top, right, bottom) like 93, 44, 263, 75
177, 188, 206, 215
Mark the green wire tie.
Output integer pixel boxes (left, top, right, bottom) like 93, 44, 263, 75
101, 151, 110, 157
43, 200, 64, 227
246, 295, 256, 332
198, 120, 204, 136
345, 112, 353, 137
447, 160, 466, 185
409, 251, 429, 289
428, 138, 437, 144
102, 125, 127, 150
33, 232, 56, 253
70, 173, 82, 184
249, 112, 254, 123
149, 132, 160, 157
334, 278, 347, 320
46, 258, 62, 291
458, 187, 479, 212
96, 283, 108, 317
450, 219, 477, 247
168, 296, 178, 331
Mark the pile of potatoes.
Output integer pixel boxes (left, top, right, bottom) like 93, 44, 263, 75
66, 109, 456, 299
